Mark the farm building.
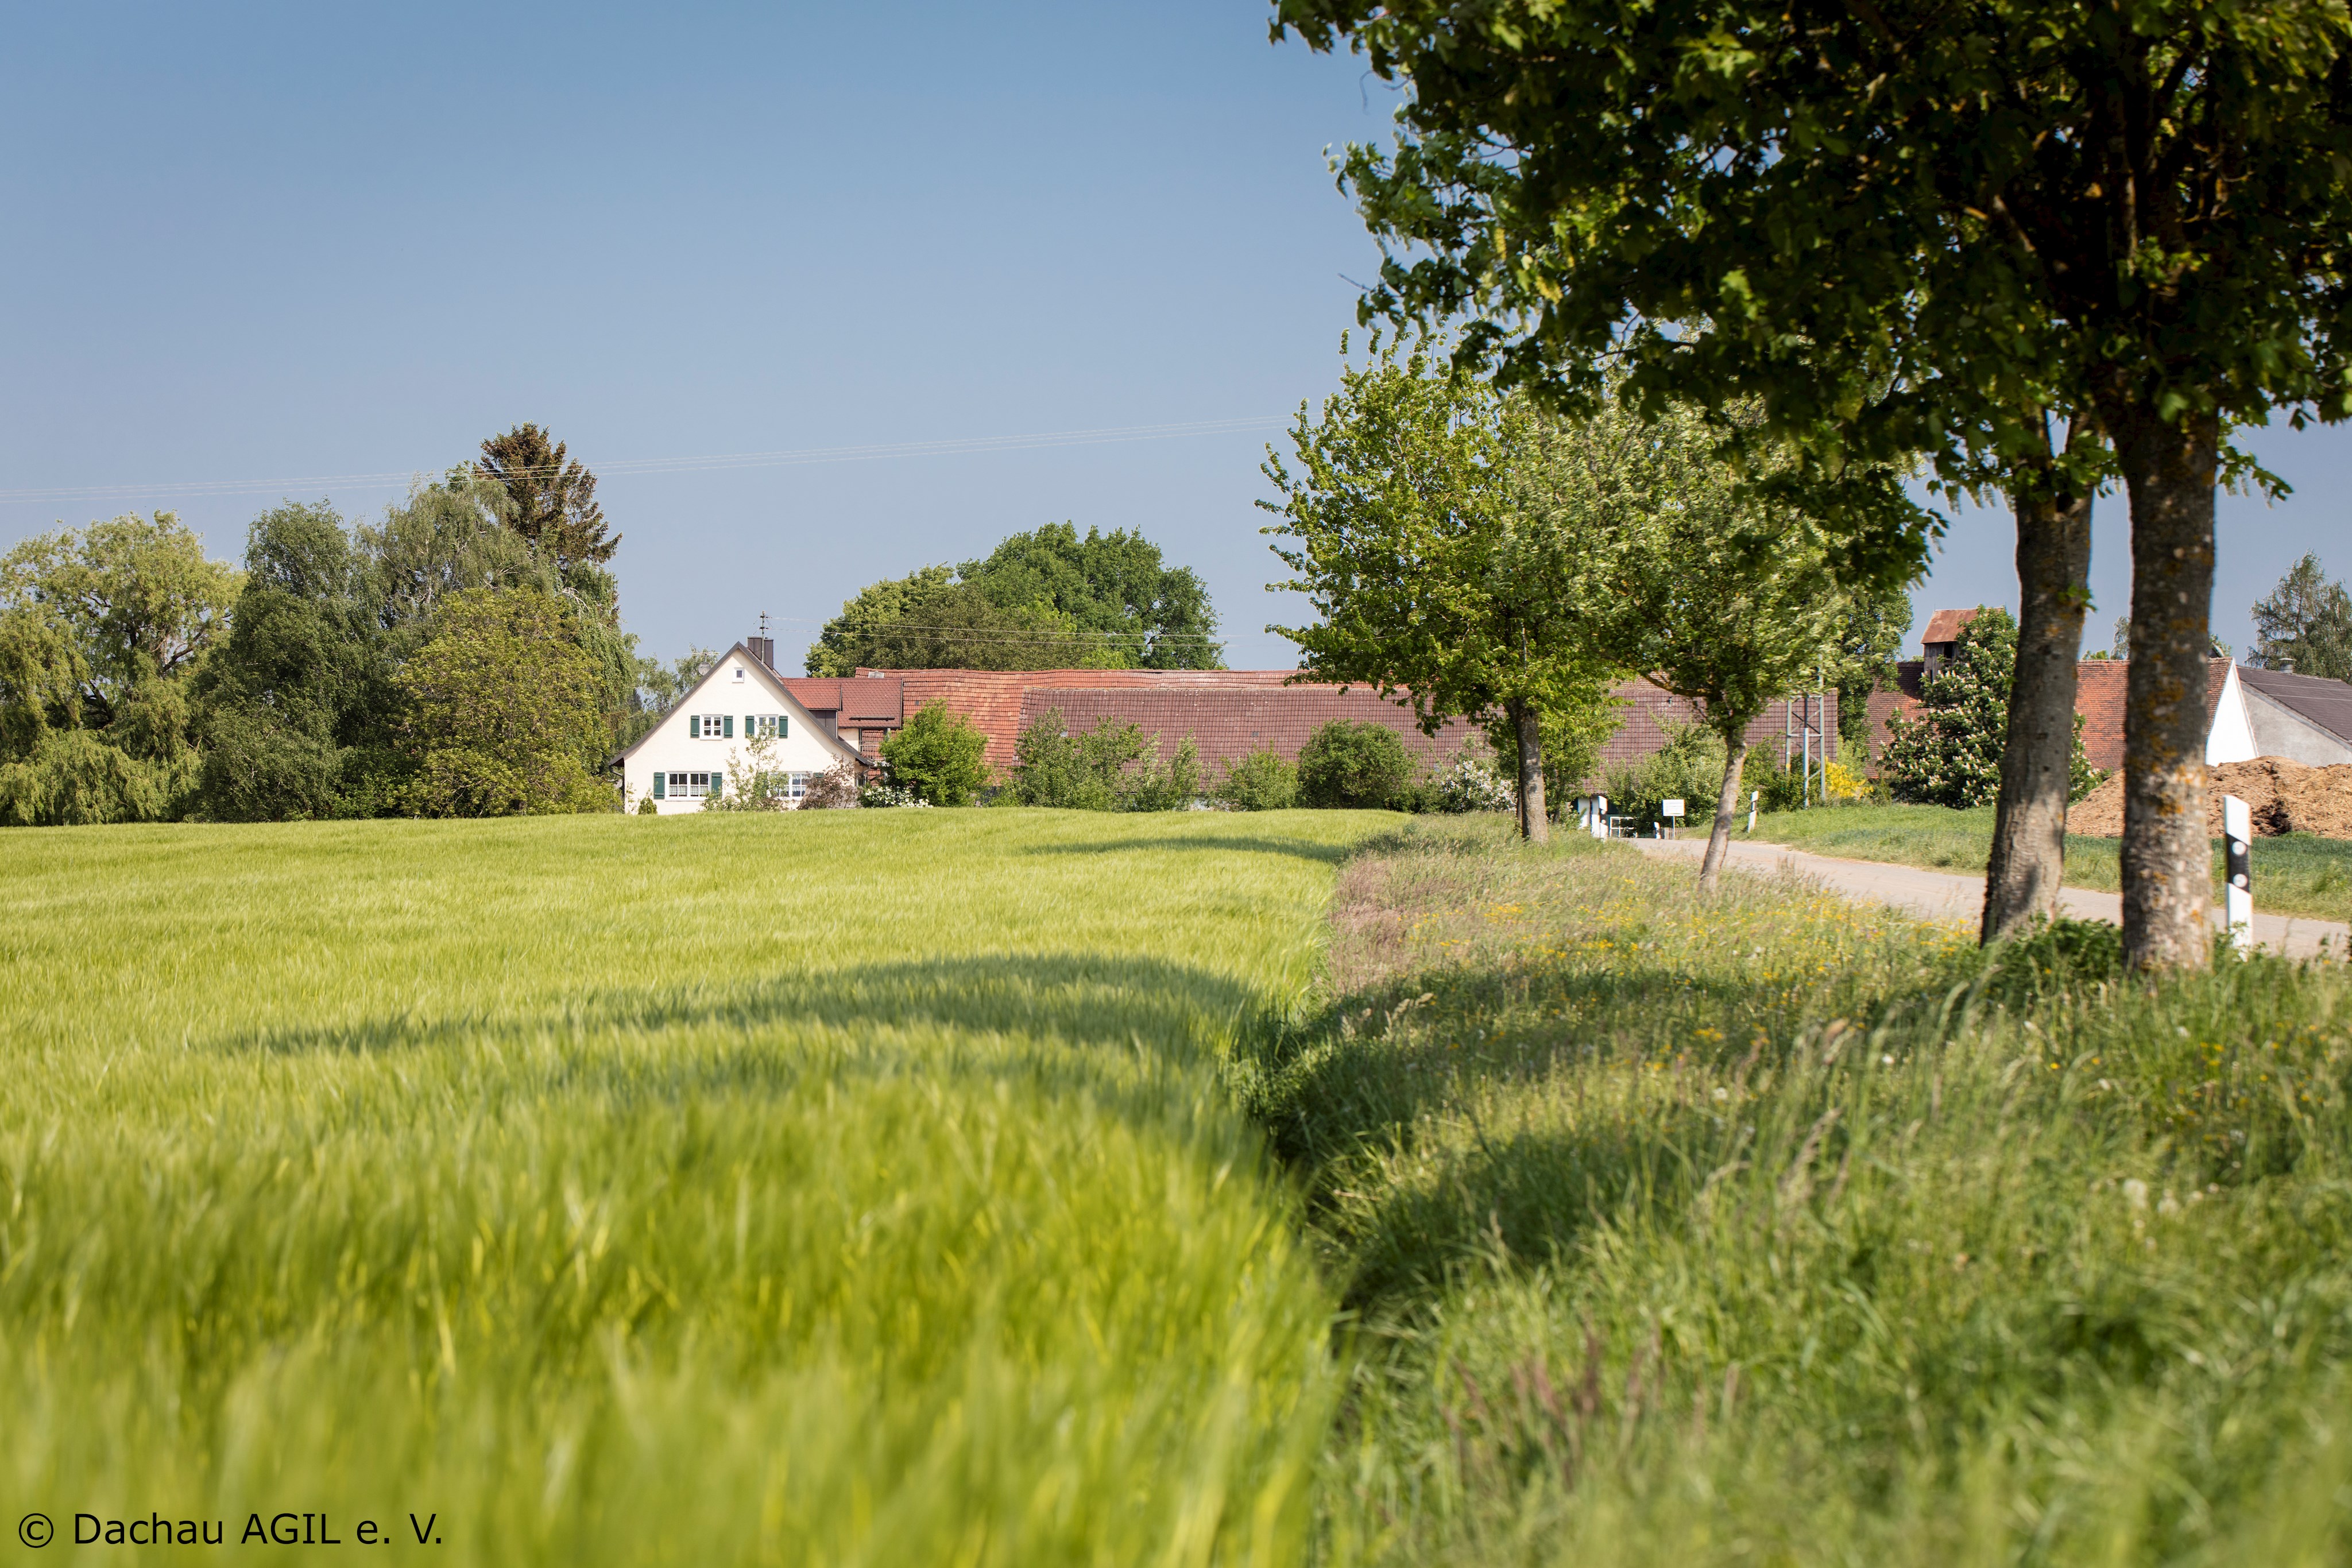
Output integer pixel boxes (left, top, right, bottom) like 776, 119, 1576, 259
612, 641, 864, 813
1858, 607, 2352, 771
744, 637, 1841, 787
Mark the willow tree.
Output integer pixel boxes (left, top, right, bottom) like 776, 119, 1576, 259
1262, 340, 1620, 841
1277, 0, 2352, 969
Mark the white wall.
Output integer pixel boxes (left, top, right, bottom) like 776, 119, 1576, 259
2205, 665, 2259, 765
622, 653, 855, 814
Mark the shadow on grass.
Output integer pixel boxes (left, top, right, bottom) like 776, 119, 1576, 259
1020, 833, 1358, 866
215, 953, 1286, 1133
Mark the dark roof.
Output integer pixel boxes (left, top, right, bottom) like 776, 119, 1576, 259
2239, 663, 2352, 744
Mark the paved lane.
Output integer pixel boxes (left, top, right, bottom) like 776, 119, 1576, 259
1625, 835, 2349, 961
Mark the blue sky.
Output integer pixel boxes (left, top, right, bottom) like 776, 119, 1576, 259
2, 2, 2339, 672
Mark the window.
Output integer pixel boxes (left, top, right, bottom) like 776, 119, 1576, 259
664, 771, 714, 799
690, 715, 732, 740
747, 714, 787, 740
787, 772, 808, 800
731, 664, 746, 683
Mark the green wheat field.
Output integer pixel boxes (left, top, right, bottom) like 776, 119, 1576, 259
9, 811, 2352, 1565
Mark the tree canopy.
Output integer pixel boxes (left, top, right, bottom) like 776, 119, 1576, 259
1263, 340, 1624, 839
2252, 555, 2352, 681
806, 525, 1222, 676
0, 512, 233, 825
1277, 0, 2352, 965
477, 423, 618, 569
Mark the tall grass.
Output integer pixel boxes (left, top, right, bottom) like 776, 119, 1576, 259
0, 810, 1394, 1566
1250, 820, 2352, 1564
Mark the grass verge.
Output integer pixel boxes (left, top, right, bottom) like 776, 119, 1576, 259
1249, 818, 2352, 1564
1746, 802, 2352, 925
0, 808, 1397, 1566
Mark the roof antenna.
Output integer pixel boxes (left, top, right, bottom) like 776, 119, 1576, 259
759, 610, 770, 639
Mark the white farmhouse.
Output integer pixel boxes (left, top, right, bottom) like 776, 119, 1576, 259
614, 642, 864, 813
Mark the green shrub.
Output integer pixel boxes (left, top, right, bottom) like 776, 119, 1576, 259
1600, 719, 1724, 834
1009, 707, 1202, 810
879, 700, 989, 805
1742, 742, 1809, 812
1217, 748, 1298, 811
1297, 720, 1417, 810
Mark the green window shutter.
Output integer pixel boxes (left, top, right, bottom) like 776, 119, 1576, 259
780, 714, 789, 738
652, 772, 665, 799
713, 769, 726, 797
724, 715, 734, 739
688, 714, 699, 738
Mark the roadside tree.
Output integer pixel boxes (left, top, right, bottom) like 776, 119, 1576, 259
1264, 340, 1622, 841
1276, 0, 2352, 967
1593, 431, 1850, 892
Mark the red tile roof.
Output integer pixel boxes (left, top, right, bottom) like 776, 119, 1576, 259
850, 668, 1302, 771
1863, 656, 2226, 774
2076, 658, 2129, 771
1921, 607, 1982, 646
1020, 687, 1476, 773
1597, 679, 1838, 771
784, 665, 1846, 783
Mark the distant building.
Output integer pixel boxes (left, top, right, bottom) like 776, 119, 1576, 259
610, 642, 864, 813
755, 646, 1839, 785
1857, 609, 2352, 772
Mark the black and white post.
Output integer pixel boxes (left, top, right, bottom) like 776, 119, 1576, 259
2223, 793, 2252, 954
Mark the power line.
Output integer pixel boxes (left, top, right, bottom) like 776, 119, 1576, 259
0, 415, 1292, 509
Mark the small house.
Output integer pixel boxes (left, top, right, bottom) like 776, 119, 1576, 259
612, 642, 864, 813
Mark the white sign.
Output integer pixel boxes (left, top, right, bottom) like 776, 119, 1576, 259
1662, 798, 1686, 819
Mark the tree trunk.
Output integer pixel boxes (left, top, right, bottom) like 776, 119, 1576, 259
1511, 698, 1550, 843
2096, 390, 2219, 971
1980, 473, 2094, 943
1698, 727, 1748, 893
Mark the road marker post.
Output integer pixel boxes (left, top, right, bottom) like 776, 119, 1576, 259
1747, 789, 1759, 834
2223, 793, 2252, 955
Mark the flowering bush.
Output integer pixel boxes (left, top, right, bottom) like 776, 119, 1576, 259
1882, 607, 2099, 807
1432, 754, 1514, 814
858, 780, 929, 808
800, 758, 861, 810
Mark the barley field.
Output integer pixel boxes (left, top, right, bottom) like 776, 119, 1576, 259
0, 809, 1396, 1566
16, 809, 2352, 1568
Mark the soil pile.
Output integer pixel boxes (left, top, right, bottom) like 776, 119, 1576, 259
2066, 757, 2352, 839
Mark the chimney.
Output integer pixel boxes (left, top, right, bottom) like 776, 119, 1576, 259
747, 636, 775, 671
